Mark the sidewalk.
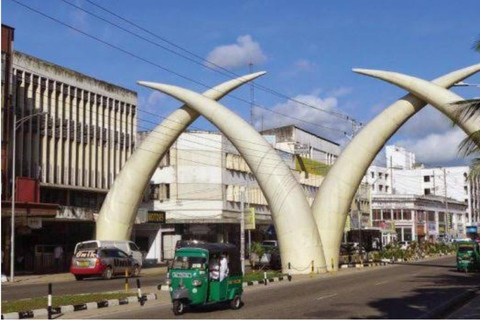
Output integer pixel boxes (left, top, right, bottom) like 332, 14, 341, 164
2, 265, 168, 286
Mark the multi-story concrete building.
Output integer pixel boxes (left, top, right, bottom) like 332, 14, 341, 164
365, 145, 479, 244
371, 195, 467, 244
1, 49, 137, 274
136, 127, 339, 262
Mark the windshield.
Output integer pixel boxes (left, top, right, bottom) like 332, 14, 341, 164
76, 242, 98, 252
458, 246, 474, 254
172, 256, 207, 270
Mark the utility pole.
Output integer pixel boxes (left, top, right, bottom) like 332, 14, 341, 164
240, 188, 245, 275
443, 168, 449, 236
390, 156, 394, 194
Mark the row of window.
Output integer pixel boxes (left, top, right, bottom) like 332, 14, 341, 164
370, 171, 389, 180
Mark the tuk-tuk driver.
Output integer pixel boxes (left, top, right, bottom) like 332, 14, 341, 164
219, 253, 229, 281
209, 255, 220, 280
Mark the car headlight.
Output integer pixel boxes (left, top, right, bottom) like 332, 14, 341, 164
192, 279, 202, 287
165, 278, 172, 285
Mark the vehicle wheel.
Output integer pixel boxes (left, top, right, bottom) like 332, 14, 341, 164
103, 266, 113, 280
230, 295, 242, 310
74, 275, 84, 281
172, 300, 185, 315
132, 265, 140, 277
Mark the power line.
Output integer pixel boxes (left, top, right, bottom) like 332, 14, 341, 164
10, 0, 348, 136
11, 62, 316, 176
78, 0, 357, 122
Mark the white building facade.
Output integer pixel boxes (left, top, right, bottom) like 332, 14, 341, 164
366, 145, 479, 244
135, 127, 338, 263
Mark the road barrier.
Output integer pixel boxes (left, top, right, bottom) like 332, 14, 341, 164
47, 283, 52, 319
137, 279, 146, 306
125, 270, 130, 292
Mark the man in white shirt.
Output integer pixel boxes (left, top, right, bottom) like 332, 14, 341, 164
219, 254, 229, 281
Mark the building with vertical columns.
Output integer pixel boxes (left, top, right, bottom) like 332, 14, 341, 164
1, 50, 137, 274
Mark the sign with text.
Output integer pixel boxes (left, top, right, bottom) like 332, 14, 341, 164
147, 211, 166, 223
245, 207, 256, 230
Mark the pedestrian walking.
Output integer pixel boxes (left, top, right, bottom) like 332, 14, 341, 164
54, 245, 64, 272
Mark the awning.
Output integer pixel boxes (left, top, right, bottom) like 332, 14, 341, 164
1, 201, 58, 218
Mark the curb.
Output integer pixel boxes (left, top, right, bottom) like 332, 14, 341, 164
419, 289, 478, 319
1, 294, 157, 319
340, 262, 388, 269
158, 276, 291, 291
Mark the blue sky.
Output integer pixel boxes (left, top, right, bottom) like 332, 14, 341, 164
3, 0, 480, 166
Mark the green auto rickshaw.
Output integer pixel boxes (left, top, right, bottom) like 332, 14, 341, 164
456, 241, 480, 272
166, 243, 243, 315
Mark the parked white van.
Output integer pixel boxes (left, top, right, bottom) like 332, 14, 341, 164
74, 240, 144, 266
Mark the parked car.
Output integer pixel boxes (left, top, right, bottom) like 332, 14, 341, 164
262, 240, 278, 248
74, 240, 144, 266
70, 247, 141, 280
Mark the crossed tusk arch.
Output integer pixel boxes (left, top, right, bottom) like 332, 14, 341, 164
96, 64, 480, 274
96, 72, 268, 240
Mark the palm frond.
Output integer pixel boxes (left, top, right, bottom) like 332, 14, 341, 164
473, 36, 480, 52
451, 99, 480, 122
458, 130, 480, 157
468, 158, 480, 180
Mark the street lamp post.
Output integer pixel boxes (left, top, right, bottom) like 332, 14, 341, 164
10, 111, 47, 282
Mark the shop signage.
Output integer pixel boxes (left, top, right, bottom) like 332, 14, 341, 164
27, 218, 42, 229
147, 211, 166, 223
466, 226, 478, 234
245, 207, 256, 230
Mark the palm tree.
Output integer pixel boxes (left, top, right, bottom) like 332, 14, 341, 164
454, 36, 480, 179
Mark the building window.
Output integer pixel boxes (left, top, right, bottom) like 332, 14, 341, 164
427, 211, 435, 222
373, 209, 381, 220
371, 184, 375, 191
403, 210, 412, 220
371, 172, 375, 179
150, 183, 170, 201
383, 210, 392, 220
379, 185, 383, 192
464, 186, 468, 194
403, 228, 412, 241
385, 186, 389, 193
379, 172, 383, 179
394, 209, 402, 220
385, 174, 389, 180
424, 188, 431, 195
424, 176, 430, 182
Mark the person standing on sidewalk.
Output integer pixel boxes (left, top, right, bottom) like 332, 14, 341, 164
54, 245, 64, 272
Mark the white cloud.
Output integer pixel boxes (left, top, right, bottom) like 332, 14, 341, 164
328, 87, 353, 97
206, 35, 267, 69
294, 59, 316, 72
395, 106, 453, 139
253, 93, 350, 145
396, 128, 468, 165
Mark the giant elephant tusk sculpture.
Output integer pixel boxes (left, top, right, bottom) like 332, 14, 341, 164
353, 69, 480, 133
313, 63, 480, 271
96, 71, 266, 240
137, 81, 327, 274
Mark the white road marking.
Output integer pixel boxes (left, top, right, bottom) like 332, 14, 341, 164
317, 293, 338, 300
375, 280, 389, 286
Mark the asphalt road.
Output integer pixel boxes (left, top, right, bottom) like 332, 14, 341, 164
59, 256, 480, 319
2, 273, 166, 301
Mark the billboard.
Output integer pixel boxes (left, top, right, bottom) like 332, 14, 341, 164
245, 207, 256, 230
